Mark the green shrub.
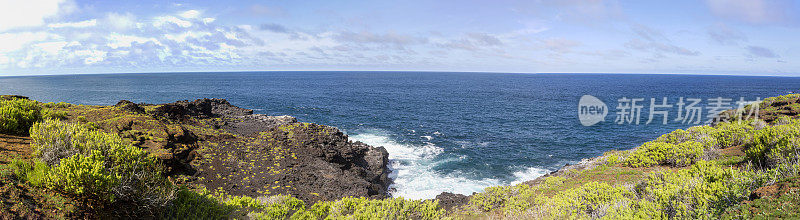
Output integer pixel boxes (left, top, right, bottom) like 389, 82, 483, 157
292, 201, 332, 220
165, 188, 444, 220
31, 119, 131, 166
9, 158, 32, 180
604, 150, 629, 165
48, 151, 119, 201
744, 123, 800, 167
774, 116, 796, 125
9, 159, 50, 187
29, 120, 172, 208
0, 98, 42, 134
655, 126, 717, 148
463, 162, 758, 219
468, 184, 536, 213
545, 181, 633, 219
41, 102, 72, 108
235, 195, 306, 219
163, 187, 233, 219
619, 161, 754, 219
625, 141, 705, 167
321, 197, 445, 220
42, 109, 68, 120
163, 189, 305, 219
712, 121, 754, 148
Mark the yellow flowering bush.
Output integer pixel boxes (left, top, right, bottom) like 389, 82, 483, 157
166, 188, 445, 220
47, 151, 118, 201
468, 184, 537, 213
29, 119, 171, 207
712, 121, 754, 148
745, 122, 800, 167
319, 197, 445, 220
655, 126, 717, 148
625, 141, 704, 167
0, 98, 42, 134
618, 161, 753, 219
546, 182, 633, 219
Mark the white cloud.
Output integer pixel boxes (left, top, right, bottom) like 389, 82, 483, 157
164, 31, 211, 43
0, 3, 790, 75
437, 33, 503, 51
107, 33, 158, 49
33, 41, 68, 54
180, 10, 201, 19
0, 54, 9, 67
626, 24, 699, 56
48, 19, 96, 28
73, 49, 106, 64
0, 0, 74, 31
335, 31, 427, 49
746, 46, 778, 58
707, 23, 747, 45
153, 16, 192, 28
0, 32, 50, 52
0, 9, 264, 71
104, 12, 136, 30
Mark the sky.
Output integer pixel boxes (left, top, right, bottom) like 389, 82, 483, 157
0, 0, 798, 76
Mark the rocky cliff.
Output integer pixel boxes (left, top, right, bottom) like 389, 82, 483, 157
68, 98, 391, 203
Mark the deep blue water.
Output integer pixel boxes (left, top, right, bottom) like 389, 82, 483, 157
1, 72, 799, 199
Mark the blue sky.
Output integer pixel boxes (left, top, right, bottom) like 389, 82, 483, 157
0, 0, 798, 76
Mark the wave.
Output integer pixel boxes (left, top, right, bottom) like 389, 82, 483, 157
511, 167, 550, 185
350, 129, 549, 200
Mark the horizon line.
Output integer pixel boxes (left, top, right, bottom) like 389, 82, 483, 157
0, 70, 798, 78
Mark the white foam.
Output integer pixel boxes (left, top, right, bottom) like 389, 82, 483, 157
350, 129, 549, 200
421, 135, 433, 141
511, 167, 549, 185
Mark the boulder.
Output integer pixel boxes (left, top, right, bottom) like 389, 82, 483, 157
151, 98, 253, 120
115, 100, 145, 114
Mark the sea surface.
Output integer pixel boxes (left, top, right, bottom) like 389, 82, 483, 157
2, 72, 799, 199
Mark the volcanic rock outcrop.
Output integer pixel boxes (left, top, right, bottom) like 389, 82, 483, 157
79, 98, 391, 203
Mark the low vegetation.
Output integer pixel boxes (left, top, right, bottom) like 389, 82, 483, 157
3, 94, 800, 219
1, 98, 444, 218
722, 177, 800, 219
164, 186, 445, 219
458, 93, 800, 219
0, 98, 42, 135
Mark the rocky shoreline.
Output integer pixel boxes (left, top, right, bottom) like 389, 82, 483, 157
0, 96, 643, 206
433, 152, 610, 210
5, 94, 800, 219
128, 98, 620, 206
80, 98, 392, 203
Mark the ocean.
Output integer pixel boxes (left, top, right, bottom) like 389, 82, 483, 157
1, 72, 799, 199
